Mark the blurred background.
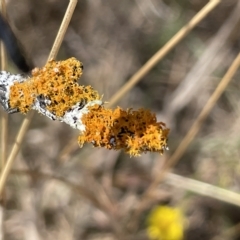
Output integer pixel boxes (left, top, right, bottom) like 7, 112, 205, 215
1, 0, 240, 239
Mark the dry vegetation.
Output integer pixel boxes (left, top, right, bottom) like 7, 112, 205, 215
1, 0, 240, 239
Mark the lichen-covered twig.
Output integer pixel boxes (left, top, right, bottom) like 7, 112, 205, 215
78, 105, 169, 156
0, 58, 169, 156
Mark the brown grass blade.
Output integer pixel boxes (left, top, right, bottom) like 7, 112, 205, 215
165, 173, 240, 207
155, 51, 240, 189
131, 51, 240, 225
0, 0, 8, 169
108, 0, 221, 107
48, 0, 78, 61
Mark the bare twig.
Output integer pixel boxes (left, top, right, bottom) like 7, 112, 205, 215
107, 0, 221, 107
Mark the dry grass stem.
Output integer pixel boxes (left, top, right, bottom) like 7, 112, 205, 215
0, 42, 6, 70
166, 0, 240, 116
48, 0, 78, 61
163, 51, 240, 180
0, 1, 7, 237
0, 111, 34, 197
107, 0, 221, 107
0, 0, 5, 18
0, 0, 78, 196
0, 0, 8, 169
129, 50, 240, 230
0, 110, 7, 169
165, 173, 240, 207
142, 50, 240, 202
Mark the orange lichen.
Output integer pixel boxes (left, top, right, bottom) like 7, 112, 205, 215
78, 105, 169, 156
9, 58, 101, 116
7, 57, 170, 156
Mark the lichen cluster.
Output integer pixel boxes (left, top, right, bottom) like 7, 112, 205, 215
78, 104, 169, 156
6, 57, 170, 157
9, 58, 101, 116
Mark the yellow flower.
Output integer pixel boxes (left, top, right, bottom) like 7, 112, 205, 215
146, 206, 184, 240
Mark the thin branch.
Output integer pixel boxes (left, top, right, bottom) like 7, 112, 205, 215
107, 0, 221, 107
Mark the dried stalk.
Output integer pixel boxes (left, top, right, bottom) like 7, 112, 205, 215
165, 173, 240, 207
0, 0, 7, 170
108, 0, 221, 107
130, 51, 240, 229
151, 51, 240, 191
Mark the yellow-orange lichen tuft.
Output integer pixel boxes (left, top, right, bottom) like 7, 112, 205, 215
7, 57, 170, 156
9, 58, 101, 116
78, 105, 169, 156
